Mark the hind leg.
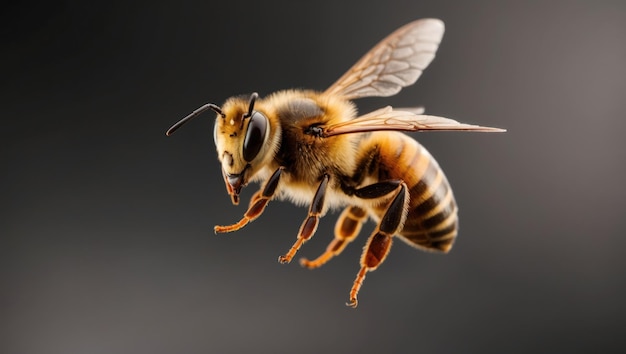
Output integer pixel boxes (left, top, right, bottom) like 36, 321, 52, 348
347, 182, 409, 308
300, 206, 368, 269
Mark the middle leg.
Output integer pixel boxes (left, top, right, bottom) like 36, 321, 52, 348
299, 205, 368, 269
278, 174, 330, 264
298, 179, 402, 269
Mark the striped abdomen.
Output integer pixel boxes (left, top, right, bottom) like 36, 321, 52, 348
367, 132, 458, 252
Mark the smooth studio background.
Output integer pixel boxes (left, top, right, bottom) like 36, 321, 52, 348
2, 1, 625, 353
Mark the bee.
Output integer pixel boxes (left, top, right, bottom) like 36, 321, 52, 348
166, 18, 505, 307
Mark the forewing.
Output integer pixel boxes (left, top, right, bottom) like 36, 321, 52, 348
324, 19, 445, 100
394, 106, 425, 115
322, 107, 506, 137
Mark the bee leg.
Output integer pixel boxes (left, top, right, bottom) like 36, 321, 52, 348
300, 206, 367, 269
214, 167, 283, 233
278, 174, 330, 264
347, 182, 408, 308
301, 180, 401, 269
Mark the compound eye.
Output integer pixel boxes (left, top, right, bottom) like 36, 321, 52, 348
213, 119, 219, 146
242, 111, 268, 162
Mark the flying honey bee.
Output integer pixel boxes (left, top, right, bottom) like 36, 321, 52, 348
166, 18, 505, 307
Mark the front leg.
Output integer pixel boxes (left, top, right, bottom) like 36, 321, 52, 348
278, 174, 330, 264
214, 167, 283, 233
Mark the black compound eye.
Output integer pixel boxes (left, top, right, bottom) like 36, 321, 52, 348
213, 119, 219, 146
242, 111, 268, 162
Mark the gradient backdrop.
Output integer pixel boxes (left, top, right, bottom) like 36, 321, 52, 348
2, 1, 625, 353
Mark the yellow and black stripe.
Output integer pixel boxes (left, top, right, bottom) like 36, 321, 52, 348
362, 132, 458, 252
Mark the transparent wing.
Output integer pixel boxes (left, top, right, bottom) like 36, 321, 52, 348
321, 106, 506, 137
324, 19, 445, 100
394, 106, 425, 115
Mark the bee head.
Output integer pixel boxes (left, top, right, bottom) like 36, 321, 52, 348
213, 92, 274, 191
166, 92, 276, 201
215, 93, 268, 160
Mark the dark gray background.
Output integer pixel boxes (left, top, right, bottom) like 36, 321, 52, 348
2, 0, 625, 353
